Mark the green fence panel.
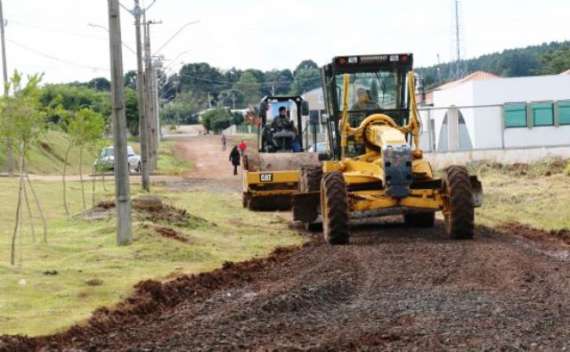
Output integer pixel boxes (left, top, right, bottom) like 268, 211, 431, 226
504, 103, 527, 128
558, 100, 570, 125
531, 102, 554, 126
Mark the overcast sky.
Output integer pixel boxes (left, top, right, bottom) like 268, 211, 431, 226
3, 0, 569, 83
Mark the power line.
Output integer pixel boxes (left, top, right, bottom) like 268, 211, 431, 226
154, 20, 199, 55
7, 39, 109, 72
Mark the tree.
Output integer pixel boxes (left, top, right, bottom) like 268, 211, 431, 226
540, 47, 570, 74
39, 84, 111, 125
160, 92, 198, 125
178, 63, 226, 111
218, 89, 244, 109
0, 72, 47, 264
124, 70, 138, 90
290, 66, 321, 95
294, 60, 318, 75
201, 108, 233, 133
234, 71, 261, 106
124, 87, 140, 136
63, 108, 105, 213
88, 77, 111, 91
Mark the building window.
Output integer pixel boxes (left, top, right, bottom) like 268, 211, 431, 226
558, 100, 570, 125
504, 103, 527, 128
531, 102, 554, 126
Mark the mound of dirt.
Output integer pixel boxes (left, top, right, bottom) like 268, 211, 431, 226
0, 244, 309, 352
81, 197, 209, 229
497, 222, 570, 246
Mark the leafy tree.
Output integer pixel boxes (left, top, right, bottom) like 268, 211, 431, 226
290, 67, 321, 95
160, 73, 180, 102
40, 84, 111, 125
124, 87, 140, 136
234, 71, 262, 106
218, 89, 244, 109
417, 40, 570, 88
178, 63, 226, 111
540, 47, 570, 74
88, 77, 111, 91
294, 60, 318, 75
161, 92, 198, 125
124, 70, 138, 90
201, 108, 233, 133
0, 72, 48, 264
64, 108, 105, 213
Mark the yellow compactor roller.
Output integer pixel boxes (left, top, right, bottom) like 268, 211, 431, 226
242, 96, 320, 211
293, 54, 483, 244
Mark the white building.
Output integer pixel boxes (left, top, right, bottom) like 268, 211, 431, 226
422, 72, 570, 153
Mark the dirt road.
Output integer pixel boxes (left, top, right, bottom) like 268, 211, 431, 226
2, 136, 569, 351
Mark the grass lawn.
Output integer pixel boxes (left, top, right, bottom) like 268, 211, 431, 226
474, 161, 570, 231
0, 179, 303, 336
0, 130, 99, 175
155, 141, 192, 176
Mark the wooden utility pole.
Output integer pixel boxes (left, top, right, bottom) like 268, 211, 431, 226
134, 0, 150, 191
0, 0, 13, 175
107, 0, 133, 245
144, 18, 162, 170
143, 17, 156, 170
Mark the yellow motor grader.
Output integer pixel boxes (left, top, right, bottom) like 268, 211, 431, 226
293, 54, 482, 244
242, 96, 320, 211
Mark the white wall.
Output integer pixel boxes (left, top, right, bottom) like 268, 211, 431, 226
473, 75, 570, 105
428, 75, 570, 151
472, 106, 503, 149
504, 126, 570, 148
474, 75, 570, 148
426, 146, 570, 169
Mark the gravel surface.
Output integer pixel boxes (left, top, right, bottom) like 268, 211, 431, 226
2, 220, 569, 351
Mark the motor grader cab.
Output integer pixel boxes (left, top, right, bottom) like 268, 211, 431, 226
242, 96, 321, 211
293, 54, 483, 244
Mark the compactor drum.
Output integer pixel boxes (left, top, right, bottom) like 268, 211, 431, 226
293, 54, 483, 244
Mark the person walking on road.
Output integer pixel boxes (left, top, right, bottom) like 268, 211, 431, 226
229, 145, 241, 176
221, 134, 227, 151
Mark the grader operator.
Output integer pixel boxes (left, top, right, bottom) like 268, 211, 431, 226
293, 54, 483, 244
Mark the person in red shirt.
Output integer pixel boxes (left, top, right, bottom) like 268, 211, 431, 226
238, 140, 247, 155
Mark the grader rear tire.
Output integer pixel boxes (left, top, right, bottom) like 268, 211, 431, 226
321, 172, 349, 245
442, 166, 474, 239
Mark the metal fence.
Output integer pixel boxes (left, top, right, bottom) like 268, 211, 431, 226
418, 103, 570, 153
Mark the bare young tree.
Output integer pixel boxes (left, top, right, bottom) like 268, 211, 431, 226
64, 108, 105, 213
0, 72, 46, 265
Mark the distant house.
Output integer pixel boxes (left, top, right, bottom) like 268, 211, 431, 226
421, 72, 570, 152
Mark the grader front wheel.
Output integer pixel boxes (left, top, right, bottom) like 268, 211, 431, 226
442, 166, 475, 239
321, 172, 350, 245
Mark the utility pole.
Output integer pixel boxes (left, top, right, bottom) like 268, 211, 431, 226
144, 18, 162, 171
134, 0, 150, 191
0, 0, 13, 175
454, 0, 463, 79
107, 0, 132, 245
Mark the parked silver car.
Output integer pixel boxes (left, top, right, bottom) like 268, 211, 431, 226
94, 146, 142, 174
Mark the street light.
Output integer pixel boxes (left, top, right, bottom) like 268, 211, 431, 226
88, 23, 137, 55
154, 20, 199, 55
